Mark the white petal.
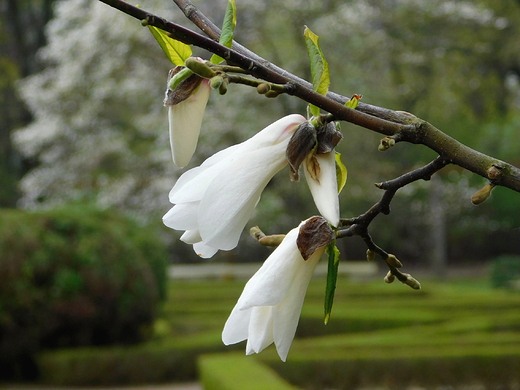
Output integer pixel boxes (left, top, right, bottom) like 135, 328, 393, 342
246, 306, 274, 354
243, 114, 306, 148
304, 151, 340, 227
168, 81, 211, 168
180, 229, 201, 244
162, 202, 199, 230
237, 227, 304, 309
222, 305, 252, 345
192, 241, 219, 258
197, 145, 288, 251
272, 247, 323, 361
168, 166, 205, 202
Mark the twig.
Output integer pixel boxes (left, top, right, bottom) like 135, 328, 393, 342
98, 0, 520, 193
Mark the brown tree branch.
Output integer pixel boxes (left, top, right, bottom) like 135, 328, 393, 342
98, 0, 520, 193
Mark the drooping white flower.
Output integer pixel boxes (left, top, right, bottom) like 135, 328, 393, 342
162, 114, 307, 258
222, 218, 332, 361
304, 150, 340, 227
167, 78, 211, 168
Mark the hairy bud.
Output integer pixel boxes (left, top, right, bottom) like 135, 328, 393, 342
386, 254, 403, 268
258, 235, 286, 248
265, 90, 280, 98
297, 216, 334, 260
378, 136, 395, 152
286, 122, 317, 181
257, 83, 271, 95
218, 78, 229, 95
210, 75, 224, 90
471, 183, 495, 205
384, 271, 395, 284
401, 273, 421, 290
185, 57, 216, 79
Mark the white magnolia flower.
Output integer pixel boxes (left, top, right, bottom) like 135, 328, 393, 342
167, 73, 211, 168
222, 219, 327, 361
163, 114, 307, 258
304, 150, 340, 227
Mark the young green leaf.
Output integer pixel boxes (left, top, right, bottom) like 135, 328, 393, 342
304, 26, 330, 117
345, 94, 362, 109
210, 0, 237, 64
324, 241, 340, 325
303, 26, 330, 95
148, 26, 192, 66
335, 152, 348, 194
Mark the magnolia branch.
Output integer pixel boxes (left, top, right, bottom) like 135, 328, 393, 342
99, 0, 520, 194
335, 156, 449, 286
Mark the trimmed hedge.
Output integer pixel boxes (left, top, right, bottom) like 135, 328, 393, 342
199, 353, 299, 390
266, 352, 520, 390
37, 332, 226, 386
0, 206, 168, 380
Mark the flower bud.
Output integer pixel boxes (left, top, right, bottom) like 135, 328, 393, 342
265, 90, 280, 98
297, 216, 334, 260
257, 83, 271, 95
258, 235, 286, 248
185, 57, 216, 79
401, 273, 421, 290
218, 78, 229, 95
471, 183, 495, 205
378, 136, 395, 151
210, 75, 224, 90
366, 249, 375, 261
386, 254, 403, 268
250, 226, 266, 241
384, 271, 395, 284
286, 122, 317, 181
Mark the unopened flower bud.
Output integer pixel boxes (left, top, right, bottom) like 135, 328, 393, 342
297, 216, 334, 260
384, 271, 395, 284
185, 57, 216, 79
471, 183, 495, 205
401, 273, 421, 290
218, 78, 229, 95
210, 75, 224, 90
378, 136, 395, 152
386, 254, 403, 268
257, 83, 271, 95
250, 226, 266, 241
366, 249, 375, 261
258, 235, 286, 248
265, 90, 280, 98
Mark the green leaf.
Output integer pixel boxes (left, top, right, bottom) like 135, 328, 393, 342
148, 26, 192, 66
324, 241, 340, 325
308, 103, 321, 117
304, 26, 330, 95
210, 0, 237, 64
345, 94, 362, 109
304, 26, 330, 117
335, 152, 348, 194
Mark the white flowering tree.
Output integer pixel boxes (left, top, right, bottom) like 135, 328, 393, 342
35, 0, 520, 361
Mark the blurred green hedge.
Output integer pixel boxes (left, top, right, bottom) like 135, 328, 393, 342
490, 255, 520, 289
0, 206, 168, 380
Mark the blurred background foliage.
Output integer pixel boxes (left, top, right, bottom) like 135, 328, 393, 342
1, 0, 520, 385
2, 0, 519, 267
0, 205, 167, 379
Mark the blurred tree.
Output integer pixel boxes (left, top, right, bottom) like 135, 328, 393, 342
13, 0, 520, 263
0, 0, 57, 206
